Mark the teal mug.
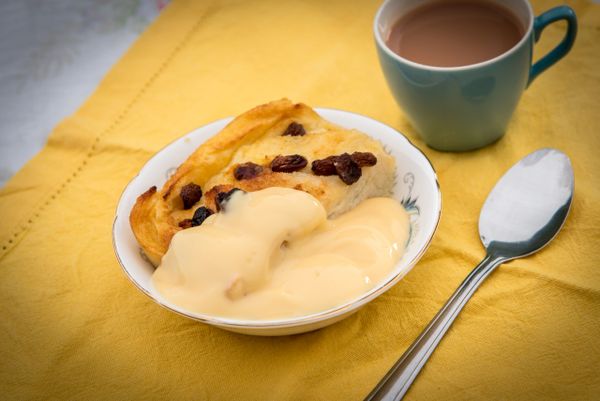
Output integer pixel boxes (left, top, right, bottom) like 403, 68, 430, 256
374, 0, 577, 151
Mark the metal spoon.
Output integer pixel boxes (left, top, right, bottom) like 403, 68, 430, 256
366, 148, 574, 401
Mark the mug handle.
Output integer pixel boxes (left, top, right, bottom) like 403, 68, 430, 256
528, 5, 577, 86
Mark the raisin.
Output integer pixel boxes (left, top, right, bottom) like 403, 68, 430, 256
282, 122, 306, 136
191, 206, 214, 226
311, 156, 338, 176
234, 162, 263, 180
351, 151, 377, 167
334, 153, 362, 185
180, 183, 202, 210
271, 154, 308, 173
178, 219, 194, 229
216, 188, 244, 212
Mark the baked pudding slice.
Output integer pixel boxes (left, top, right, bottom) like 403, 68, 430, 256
130, 99, 396, 266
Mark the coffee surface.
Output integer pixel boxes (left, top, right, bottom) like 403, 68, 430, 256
387, 1, 525, 67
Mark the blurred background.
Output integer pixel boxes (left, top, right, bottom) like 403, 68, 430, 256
0, 0, 597, 187
0, 0, 169, 187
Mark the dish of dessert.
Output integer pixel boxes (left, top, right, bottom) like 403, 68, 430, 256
113, 99, 441, 335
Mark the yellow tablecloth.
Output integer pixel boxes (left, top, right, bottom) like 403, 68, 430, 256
1, 0, 599, 399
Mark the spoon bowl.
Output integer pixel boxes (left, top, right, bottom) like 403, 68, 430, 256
480, 148, 574, 259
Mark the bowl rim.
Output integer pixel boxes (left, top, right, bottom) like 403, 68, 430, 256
112, 107, 442, 329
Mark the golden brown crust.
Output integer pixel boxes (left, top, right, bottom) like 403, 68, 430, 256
130, 99, 396, 266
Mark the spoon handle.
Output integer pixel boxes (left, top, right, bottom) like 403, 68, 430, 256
365, 253, 506, 401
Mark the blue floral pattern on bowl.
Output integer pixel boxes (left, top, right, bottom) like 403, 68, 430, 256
399, 172, 420, 246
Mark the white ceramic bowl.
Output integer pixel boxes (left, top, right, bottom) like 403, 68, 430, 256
113, 108, 441, 336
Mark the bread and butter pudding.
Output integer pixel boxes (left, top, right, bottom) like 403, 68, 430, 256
129, 99, 408, 319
